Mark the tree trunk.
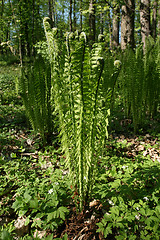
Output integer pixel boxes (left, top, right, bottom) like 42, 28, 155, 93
121, 0, 135, 50
100, 12, 104, 34
112, 5, 120, 48
80, 0, 83, 31
151, 0, 158, 39
89, 0, 96, 45
32, 0, 35, 56
108, 10, 112, 49
140, 0, 151, 51
1, 0, 4, 16
69, 0, 73, 32
49, 0, 55, 27
73, 0, 76, 31
0, 0, 4, 45
158, 6, 160, 36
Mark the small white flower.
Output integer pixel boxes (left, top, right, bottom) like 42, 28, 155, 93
135, 214, 140, 220
108, 200, 114, 206
48, 189, 53, 194
105, 212, 110, 215
143, 197, 149, 201
54, 182, 59, 186
122, 165, 128, 170
84, 176, 86, 180
136, 207, 139, 210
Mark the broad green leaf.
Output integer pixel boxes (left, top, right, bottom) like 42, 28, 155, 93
25, 216, 30, 226
29, 199, 39, 209
24, 191, 32, 203
12, 200, 22, 210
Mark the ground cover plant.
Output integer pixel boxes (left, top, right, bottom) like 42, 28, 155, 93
0, 37, 160, 239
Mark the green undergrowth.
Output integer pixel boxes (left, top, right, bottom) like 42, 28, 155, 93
94, 154, 160, 239
0, 54, 19, 66
1, 137, 160, 239
1, 60, 160, 239
0, 151, 71, 239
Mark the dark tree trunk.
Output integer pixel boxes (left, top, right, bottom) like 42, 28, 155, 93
121, 0, 135, 50
108, 10, 112, 48
49, 0, 55, 27
158, 6, 160, 36
112, 5, 120, 48
100, 12, 104, 34
1, 0, 4, 16
69, 0, 73, 32
32, 0, 35, 55
80, 0, 82, 31
89, 0, 96, 45
0, 0, 4, 45
73, 0, 76, 31
140, 0, 151, 51
151, 0, 158, 39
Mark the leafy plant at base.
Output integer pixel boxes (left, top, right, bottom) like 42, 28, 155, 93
16, 55, 53, 144
12, 168, 70, 233
43, 17, 121, 210
95, 155, 160, 239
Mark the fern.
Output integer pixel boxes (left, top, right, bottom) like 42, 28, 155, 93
118, 37, 160, 132
17, 56, 52, 143
118, 47, 145, 132
144, 36, 160, 117
43, 17, 120, 209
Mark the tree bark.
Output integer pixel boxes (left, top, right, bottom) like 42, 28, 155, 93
69, 0, 73, 32
89, 0, 96, 45
108, 10, 112, 48
80, 0, 83, 31
140, 0, 151, 51
158, 6, 160, 36
100, 11, 104, 34
49, 0, 55, 27
151, 0, 158, 39
1, 0, 4, 16
73, 0, 76, 31
112, 5, 120, 48
0, 0, 4, 44
121, 0, 135, 50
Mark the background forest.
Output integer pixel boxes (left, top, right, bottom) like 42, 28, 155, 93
0, 0, 160, 59
0, 0, 160, 240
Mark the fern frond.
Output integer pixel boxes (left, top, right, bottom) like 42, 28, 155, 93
43, 19, 120, 210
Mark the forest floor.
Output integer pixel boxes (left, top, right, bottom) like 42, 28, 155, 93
0, 62, 160, 239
